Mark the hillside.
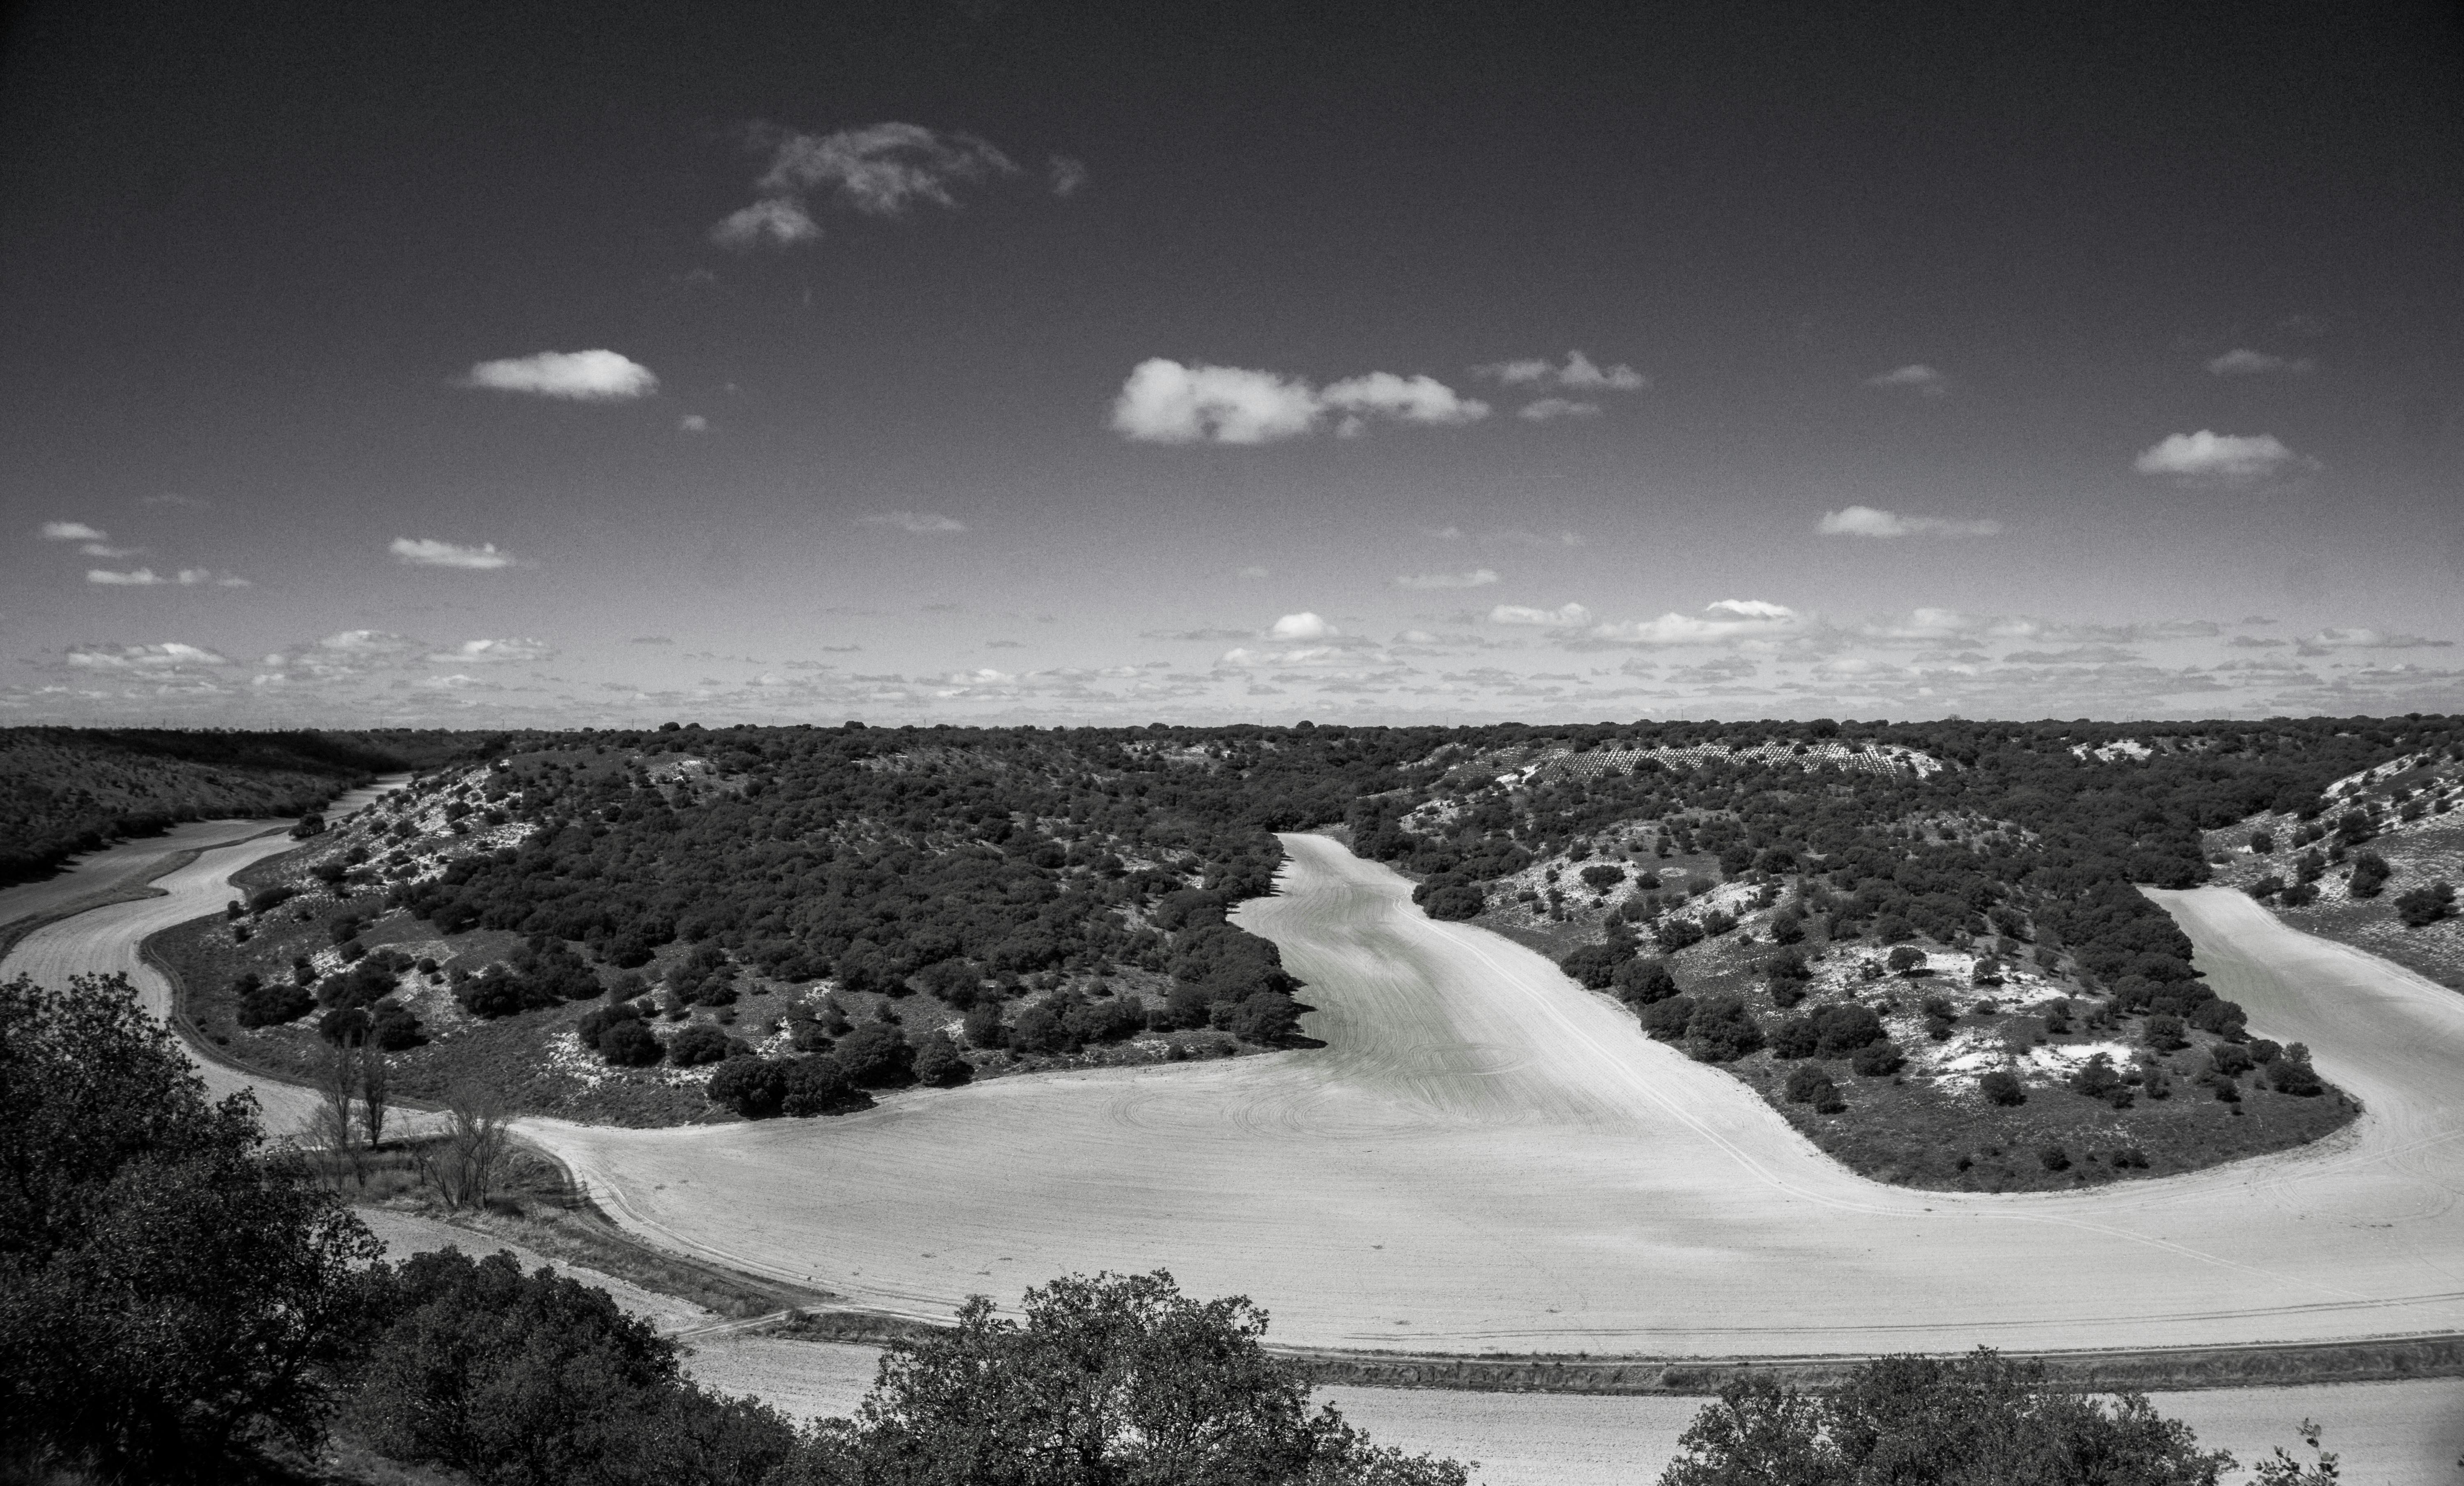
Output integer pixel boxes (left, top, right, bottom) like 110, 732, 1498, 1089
170, 716, 2456, 1176
0, 726, 465, 885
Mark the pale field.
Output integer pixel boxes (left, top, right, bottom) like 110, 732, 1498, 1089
0, 779, 406, 1136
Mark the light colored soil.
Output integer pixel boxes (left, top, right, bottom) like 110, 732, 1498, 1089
518, 835, 2464, 1355
0, 815, 283, 935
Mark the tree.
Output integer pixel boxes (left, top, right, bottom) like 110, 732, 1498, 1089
836, 1021, 915, 1087
1979, 1070, 2027, 1107
783, 1053, 860, 1116
315, 1038, 364, 1183
912, 1030, 972, 1087
2347, 851, 2391, 899
668, 1023, 734, 1067
0, 972, 382, 1482
415, 1081, 512, 1211
1615, 957, 1680, 1005
362, 1044, 390, 1147
834, 1270, 1466, 1486
2395, 880, 2457, 928
1659, 1350, 2234, 1486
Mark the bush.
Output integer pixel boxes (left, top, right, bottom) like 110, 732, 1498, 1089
1850, 1040, 1904, 1077
2267, 1046, 2324, 1097
598, 1018, 665, 1067
1769, 1015, 1819, 1060
2039, 1144, 2071, 1172
1578, 863, 1627, 890
666, 1023, 731, 1067
961, 1001, 1008, 1049
2395, 880, 2457, 928
1613, 957, 1679, 1005
2142, 1014, 2188, 1052
2068, 1052, 2122, 1099
236, 975, 315, 1029
1979, 1070, 2027, 1106
1700, 909, 1738, 938
1419, 884, 1486, 920
782, 1053, 860, 1115
1685, 997, 1763, 1063
1654, 917, 1705, 954
368, 998, 426, 1051
835, 1021, 914, 1087
1215, 989, 1302, 1045
912, 1029, 972, 1087
575, 1000, 642, 1048
1640, 993, 1697, 1041
706, 1055, 789, 1117
1559, 942, 1627, 990
2348, 851, 2392, 899
1885, 945, 1928, 976
1784, 1063, 1834, 1104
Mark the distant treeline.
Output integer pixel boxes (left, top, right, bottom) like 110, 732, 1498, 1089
0, 727, 470, 885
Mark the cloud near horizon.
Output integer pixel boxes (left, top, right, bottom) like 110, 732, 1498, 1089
2207, 348, 2315, 376
1818, 505, 2003, 539
857, 511, 968, 534
62, 641, 229, 670
392, 537, 517, 569
1109, 359, 1487, 444
1587, 599, 1805, 646
1393, 569, 1500, 590
461, 350, 657, 401
1865, 364, 1949, 396
1489, 601, 1593, 627
41, 521, 106, 541
2133, 430, 2310, 484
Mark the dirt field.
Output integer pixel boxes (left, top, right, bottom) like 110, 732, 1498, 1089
518, 834, 2464, 1356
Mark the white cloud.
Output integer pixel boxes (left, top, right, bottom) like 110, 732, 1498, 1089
2133, 430, 2310, 483
750, 121, 1016, 216
1519, 397, 1602, 422
1587, 599, 1804, 645
63, 641, 228, 670
319, 630, 422, 655
857, 511, 968, 534
1109, 359, 1486, 444
392, 537, 516, 569
461, 350, 657, 401
1269, 612, 1336, 641
41, 521, 106, 541
1488, 602, 1593, 627
1321, 372, 1489, 427
2207, 348, 2314, 376
2298, 627, 2453, 652
1393, 568, 1500, 590
80, 542, 139, 557
1865, 364, 1949, 396
435, 637, 557, 664
710, 196, 821, 248
1818, 505, 2003, 539
1475, 350, 1647, 392
86, 568, 164, 586
1048, 155, 1090, 196
175, 568, 250, 587
679, 413, 710, 432
1110, 359, 1324, 445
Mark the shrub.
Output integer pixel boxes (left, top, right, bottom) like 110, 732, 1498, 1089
1685, 997, 1764, 1063
961, 1001, 1008, 1049
1419, 884, 1486, 920
2267, 1046, 2324, 1097
667, 1023, 732, 1067
1215, 990, 1302, 1045
2348, 851, 2392, 899
1850, 1040, 1904, 1077
1783, 1063, 1834, 1104
2039, 1144, 2070, 1172
2068, 1052, 2122, 1099
1578, 863, 1626, 891
1979, 1070, 2027, 1106
2142, 1014, 2188, 1052
1654, 917, 1705, 954
236, 975, 315, 1030
782, 1053, 860, 1115
1559, 942, 1627, 990
575, 1000, 642, 1048
1700, 909, 1738, 938
368, 998, 425, 1051
2395, 880, 2457, 928
835, 1021, 914, 1087
1769, 1015, 1819, 1060
2248, 829, 2275, 853
911, 1030, 972, 1087
707, 1055, 789, 1117
1885, 945, 1928, 976
2279, 881, 2319, 907
598, 1018, 665, 1067
2208, 1043, 2255, 1078
1613, 957, 1679, 1005
1639, 993, 1697, 1041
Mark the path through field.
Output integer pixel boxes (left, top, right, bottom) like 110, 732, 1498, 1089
525, 834, 2464, 1355
0, 779, 407, 1136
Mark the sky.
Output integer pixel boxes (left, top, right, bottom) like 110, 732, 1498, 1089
3, 0, 2461, 729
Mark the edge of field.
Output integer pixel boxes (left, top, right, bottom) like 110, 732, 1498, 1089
61, 839, 2464, 1398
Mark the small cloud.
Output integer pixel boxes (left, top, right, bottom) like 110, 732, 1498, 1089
1484, 528, 1584, 548
1865, 364, 1949, 396
1519, 397, 1602, 422
175, 568, 251, 587
63, 641, 228, 670
435, 637, 556, 664
710, 196, 821, 248
2298, 627, 2453, 652
1393, 568, 1500, 590
2226, 635, 2287, 649
1048, 155, 1089, 196
42, 521, 107, 541
2207, 348, 2315, 376
86, 568, 166, 586
629, 635, 675, 645
1817, 505, 2002, 539
1587, 599, 1804, 646
80, 542, 140, 557
1475, 350, 1647, 392
392, 537, 517, 569
1269, 612, 1337, 641
1488, 602, 1592, 627
318, 630, 422, 655
462, 349, 658, 401
679, 414, 710, 432
2133, 430, 2311, 484
1109, 359, 1485, 444
857, 511, 967, 534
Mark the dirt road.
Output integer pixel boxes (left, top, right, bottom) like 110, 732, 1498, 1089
524, 834, 2464, 1355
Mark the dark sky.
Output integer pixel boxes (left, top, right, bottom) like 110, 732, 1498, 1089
5, 0, 2461, 726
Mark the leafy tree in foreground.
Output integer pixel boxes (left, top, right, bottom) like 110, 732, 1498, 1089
1659, 1349, 2234, 1486
817, 1269, 1468, 1486
0, 972, 383, 1482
